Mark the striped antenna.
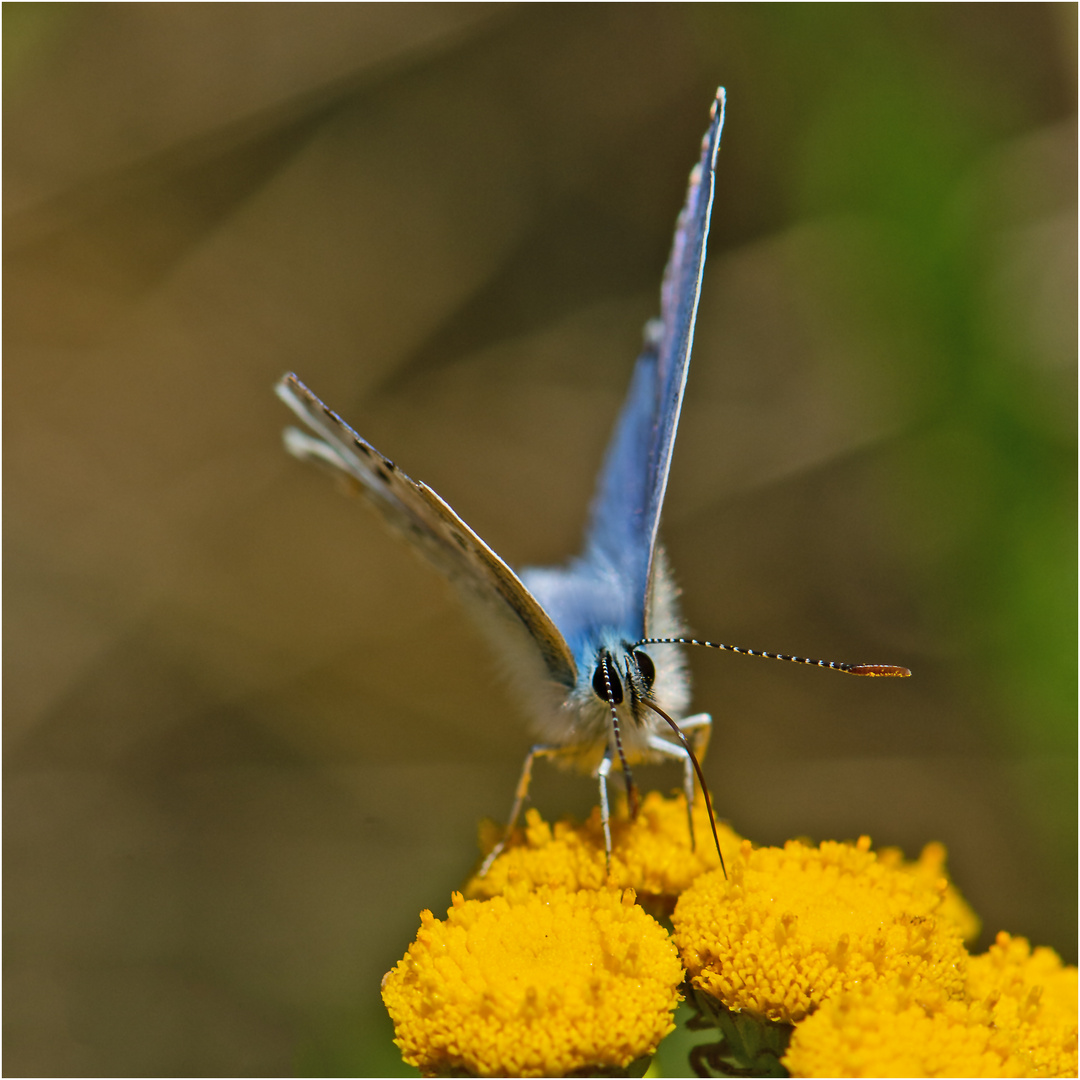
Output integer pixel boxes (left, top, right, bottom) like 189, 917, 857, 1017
635, 637, 911, 678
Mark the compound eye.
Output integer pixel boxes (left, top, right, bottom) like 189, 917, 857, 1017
591, 654, 624, 705
632, 650, 655, 691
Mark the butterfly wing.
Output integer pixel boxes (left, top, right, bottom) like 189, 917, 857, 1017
276, 373, 577, 690
582, 88, 727, 631
276, 90, 724, 739
642, 89, 726, 580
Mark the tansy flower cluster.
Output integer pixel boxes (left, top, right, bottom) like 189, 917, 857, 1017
382, 794, 1077, 1077
381, 884, 683, 1077
783, 933, 1078, 1077
464, 790, 740, 913
673, 835, 970, 1024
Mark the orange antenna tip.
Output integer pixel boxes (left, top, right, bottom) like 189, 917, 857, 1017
848, 664, 912, 677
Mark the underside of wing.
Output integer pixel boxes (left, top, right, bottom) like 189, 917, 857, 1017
276, 373, 577, 690
581, 88, 726, 632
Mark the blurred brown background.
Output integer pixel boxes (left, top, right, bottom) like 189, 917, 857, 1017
5, 4, 1076, 1076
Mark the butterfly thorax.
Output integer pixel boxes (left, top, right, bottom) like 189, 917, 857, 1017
517, 552, 692, 773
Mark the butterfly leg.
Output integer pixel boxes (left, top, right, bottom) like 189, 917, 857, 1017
478, 743, 568, 878
645, 711, 712, 848
597, 751, 623, 875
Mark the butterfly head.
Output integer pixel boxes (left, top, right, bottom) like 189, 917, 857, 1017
590, 646, 656, 711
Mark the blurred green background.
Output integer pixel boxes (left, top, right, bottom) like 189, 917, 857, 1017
5, 4, 1075, 1076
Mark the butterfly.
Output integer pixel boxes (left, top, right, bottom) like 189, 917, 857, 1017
276, 88, 909, 876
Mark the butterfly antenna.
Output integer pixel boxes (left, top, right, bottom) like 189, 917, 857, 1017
600, 654, 640, 820
639, 698, 726, 878
635, 638, 911, 678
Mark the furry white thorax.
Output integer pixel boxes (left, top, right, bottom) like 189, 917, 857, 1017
475, 547, 692, 775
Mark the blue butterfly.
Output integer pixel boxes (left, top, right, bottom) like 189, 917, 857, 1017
276, 88, 907, 876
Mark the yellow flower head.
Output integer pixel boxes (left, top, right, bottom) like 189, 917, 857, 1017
381, 885, 684, 1078
878, 840, 981, 943
783, 979, 1030, 1078
965, 932, 1079, 1078
783, 933, 1078, 1078
672, 836, 968, 1024
465, 791, 739, 913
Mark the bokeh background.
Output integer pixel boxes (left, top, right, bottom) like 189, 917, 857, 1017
5, 4, 1075, 1076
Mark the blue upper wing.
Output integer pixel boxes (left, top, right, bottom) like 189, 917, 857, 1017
580, 88, 726, 632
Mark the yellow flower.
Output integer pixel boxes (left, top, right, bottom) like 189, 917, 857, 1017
878, 840, 981, 943
465, 791, 739, 913
965, 932, 1078, 1078
381, 885, 684, 1077
783, 980, 1030, 1077
672, 836, 968, 1024
783, 933, 1078, 1077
